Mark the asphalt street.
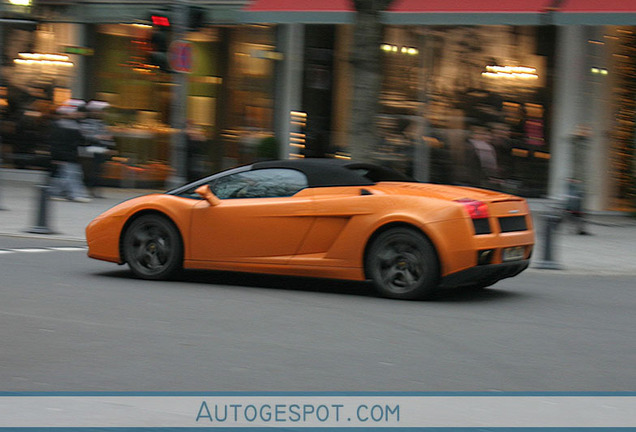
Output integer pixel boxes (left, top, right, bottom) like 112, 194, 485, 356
1, 235, 634, 392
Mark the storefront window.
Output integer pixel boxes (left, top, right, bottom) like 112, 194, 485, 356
221, 25, 276, 167
378, 25, 552, 197
91, 23, 276, 184
90, 24, 173, 186
0, 23, 76, 170
609, 27, 636, 211
92, 24, 232, 185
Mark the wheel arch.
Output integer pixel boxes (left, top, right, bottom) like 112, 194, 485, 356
119, 209, 184, 264
362, 221, 441, 281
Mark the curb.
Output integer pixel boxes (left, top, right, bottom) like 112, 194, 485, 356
0, 168, 48, 184
526, 267, 636, 276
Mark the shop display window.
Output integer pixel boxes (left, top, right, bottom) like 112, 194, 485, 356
377, 25, 552, 197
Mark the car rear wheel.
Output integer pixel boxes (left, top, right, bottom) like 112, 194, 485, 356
366, 227, 439, 300
122, 214, 183, 280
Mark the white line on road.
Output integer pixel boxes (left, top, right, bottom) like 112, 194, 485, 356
0, 247, 87, 255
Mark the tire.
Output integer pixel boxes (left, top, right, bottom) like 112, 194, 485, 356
366, 227, 439, 300
122, 214, 183, 280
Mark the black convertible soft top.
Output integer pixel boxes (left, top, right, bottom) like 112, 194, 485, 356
167, 158, 415, 196
252, 158, 414, 188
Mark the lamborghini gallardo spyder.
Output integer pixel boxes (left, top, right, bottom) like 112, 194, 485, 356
86, 159, 534, 299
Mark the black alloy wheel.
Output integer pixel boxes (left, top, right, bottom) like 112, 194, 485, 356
366, 227, 439, 300
122, 214, 183, 280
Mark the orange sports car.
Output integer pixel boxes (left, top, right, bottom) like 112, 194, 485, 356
86, 159, 534, 299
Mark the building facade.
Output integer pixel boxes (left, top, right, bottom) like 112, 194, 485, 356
1, 0, 634, 211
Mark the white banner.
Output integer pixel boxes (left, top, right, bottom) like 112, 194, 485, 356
0, 395, 634, 428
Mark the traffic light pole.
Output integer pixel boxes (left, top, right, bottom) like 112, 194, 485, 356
166, 0, 189, 189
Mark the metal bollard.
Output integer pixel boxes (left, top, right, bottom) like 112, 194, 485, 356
533, 212, 563, 270
0, 154, 6, 211
0, 176, 5, 211
26, 184, 56, 234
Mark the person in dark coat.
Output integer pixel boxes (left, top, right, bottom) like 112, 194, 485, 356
464, 124, 498, 187
14, 104, 41, 168
49, 103, 91, 202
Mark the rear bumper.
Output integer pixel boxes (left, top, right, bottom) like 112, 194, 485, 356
439, 259, 530, 288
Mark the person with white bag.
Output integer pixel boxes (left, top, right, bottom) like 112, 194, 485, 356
79, 100, 115, 198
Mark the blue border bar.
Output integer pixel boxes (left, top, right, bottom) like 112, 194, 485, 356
554, 12, 636, 25
2, 392, 636, 396
1, 428, 636, 431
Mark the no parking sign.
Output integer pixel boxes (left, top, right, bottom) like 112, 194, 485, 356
168, 40, 193, 73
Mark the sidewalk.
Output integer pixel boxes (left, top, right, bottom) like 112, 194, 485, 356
0, 168, 162, 242
527, 199, 636, 275
1, 168, 636, 275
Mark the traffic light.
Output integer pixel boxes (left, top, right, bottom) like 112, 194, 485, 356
151, 13, 170, 27
148, 10, 171, 73
188, 6, 206, 30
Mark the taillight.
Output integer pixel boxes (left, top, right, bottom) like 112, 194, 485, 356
456, 198, 489, 219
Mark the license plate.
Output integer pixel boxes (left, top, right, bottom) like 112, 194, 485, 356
503, 246, 525, 262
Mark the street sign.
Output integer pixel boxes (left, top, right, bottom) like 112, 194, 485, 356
63, 46, 94, 56
168, 40, 193, 74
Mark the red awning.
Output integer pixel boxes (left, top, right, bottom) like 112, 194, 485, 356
242, 0, 354, 23
242, 0, 636, 25
384, 0, 552, 25
245, 0, 353, 12
388, 0, 552, 14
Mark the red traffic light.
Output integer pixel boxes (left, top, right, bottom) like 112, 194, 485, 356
151, 15, 170, 26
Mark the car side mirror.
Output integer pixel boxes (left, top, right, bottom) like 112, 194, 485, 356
195, 185, 221, 206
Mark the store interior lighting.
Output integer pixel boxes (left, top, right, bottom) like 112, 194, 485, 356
13, 53, 74, 67
591, 67, 609, 75
481, 65, 538, 80
381, 44, 419, 55
289, 111, 307, 158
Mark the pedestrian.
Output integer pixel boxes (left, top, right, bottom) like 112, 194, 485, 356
563, 177, 589, 235
185, 121, 207, 182
14, 100, 42, 169
48, 101, 91, 202
465, 123, 499, 187
80, 100, 115, 198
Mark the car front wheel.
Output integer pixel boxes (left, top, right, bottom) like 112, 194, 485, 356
366, 227, 439, 300
122, 214, 183, 280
